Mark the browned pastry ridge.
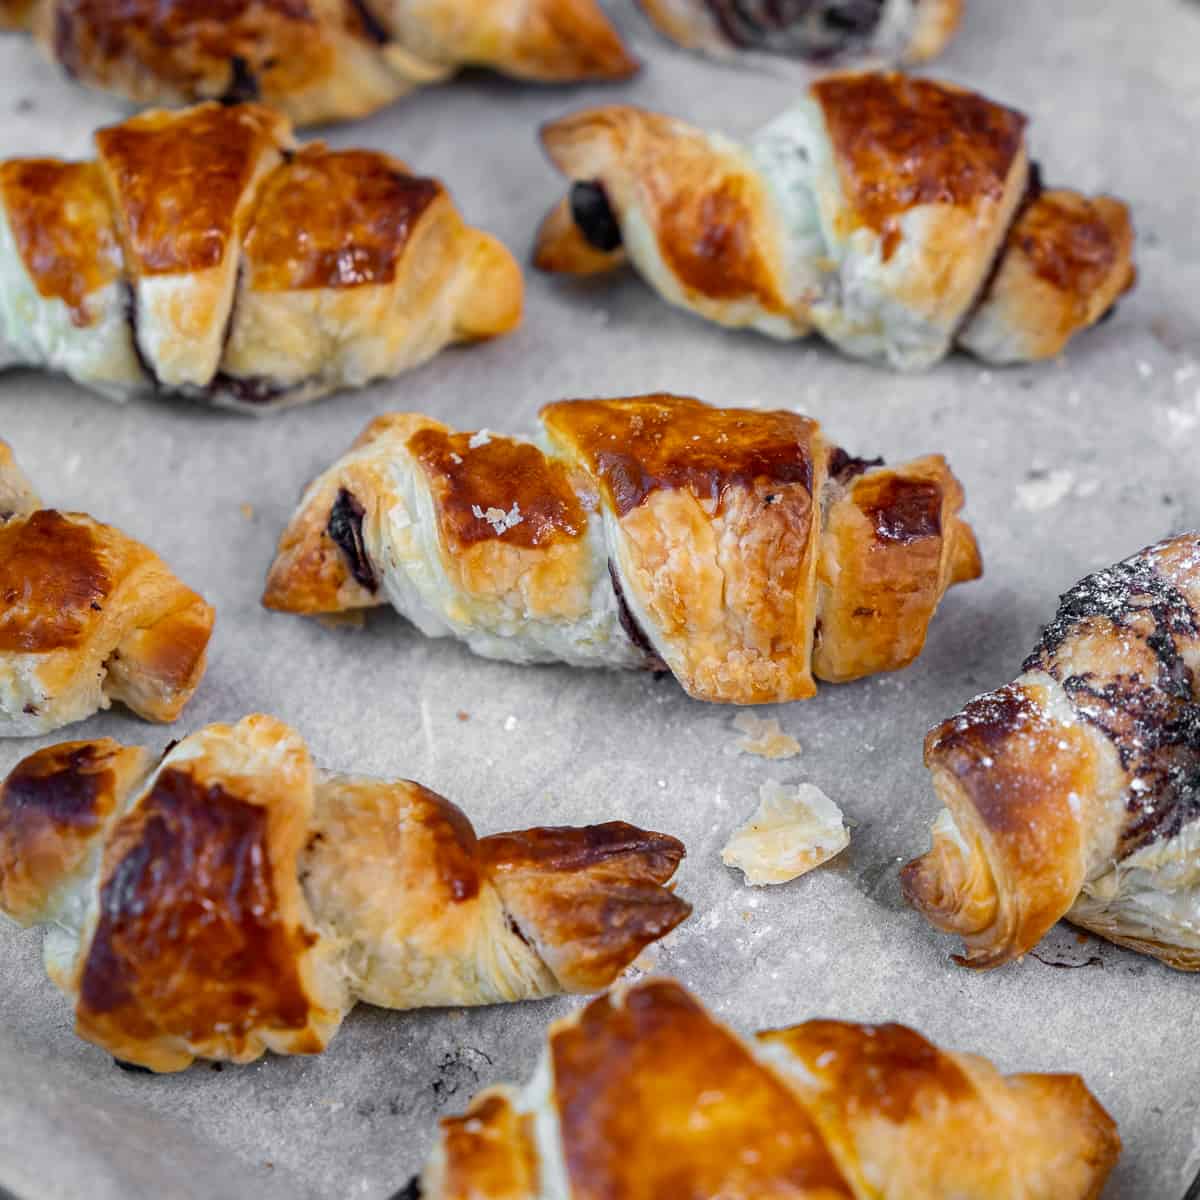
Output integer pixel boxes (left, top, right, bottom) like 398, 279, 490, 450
0, 714, 690, 1071
0, 101, 521, 411
408, 978, 1120, 1199
0, 439, 213, 737
903, 534, 1200, 972
0, 0, 636, 125
534, 71, 1136, 370
262, 393, 981, 705
639, 0, 962, 65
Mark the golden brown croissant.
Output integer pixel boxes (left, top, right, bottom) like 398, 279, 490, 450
261, 393, 981, 704
639, 0, 962, 65
903, 534, 1200, 972
534, 72, 1136, 370
0, 0, 636, 126
0, 101, 521, 411
0, 440, 213, 737
0, 714, 690, 1071
408, 978, 1120, 1199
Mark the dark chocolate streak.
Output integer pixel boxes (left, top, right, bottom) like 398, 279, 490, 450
827, 446, 884, 485
1025, 550, 1200, 852
122, 279, 157, 386
220, 56, 260, 105
608, 560, 667, 671
347, 0, 392, 44
327, 488, 379, 592
702, 0, 887, 57
386, 1179, 422, 1200
570, 181, 623, 253
208, 373, 290, 406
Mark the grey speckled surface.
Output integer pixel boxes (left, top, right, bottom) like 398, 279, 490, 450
1, 2, 1199, 1197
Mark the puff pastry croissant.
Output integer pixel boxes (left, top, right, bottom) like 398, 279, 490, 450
0, 441, 213, 737
534, 72, 1136, 370
639, 0, 961, 65
903, 534, 1200, 972
0, 101, 521, 411
262, 393, 981, 704
0, 714, 690, 1071
410, 978, 1120, 1199
0, 0, 636, 126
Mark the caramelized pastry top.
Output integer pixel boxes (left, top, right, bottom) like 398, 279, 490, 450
541, 394, 819, 516
408, 427, 588, 550
243, 147, 442, 291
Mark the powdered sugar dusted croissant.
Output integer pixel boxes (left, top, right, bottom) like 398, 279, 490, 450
411, 978, 1119, 1199
0, 714, 690, 1071
1, 0, 636, 126
534, 72, 1135, 370
0, 441, 213, 737
903, 534, 1200, 972
263, 393, 981, 704
0, 101, 521, 411
639, 0, 961, 65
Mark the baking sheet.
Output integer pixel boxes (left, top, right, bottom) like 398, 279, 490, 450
1, 2, 1199, 1196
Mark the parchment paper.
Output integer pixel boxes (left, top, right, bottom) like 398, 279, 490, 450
1, 2, 1198, 1196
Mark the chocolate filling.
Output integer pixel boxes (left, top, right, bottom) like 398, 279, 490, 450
570, 181, 623, 253
208, 373, 289, 407
702, 0, 888, 57
122, 280, 158, 387
220, 56, 260, 105
609, 561, 667, 671
327, 489, 379, 593
827, 446, 884, 485
387, 1176, 422, 1199
347, 0, 392, 44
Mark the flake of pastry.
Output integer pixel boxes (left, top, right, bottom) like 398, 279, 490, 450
722, 780, 848, 884
0, 714, 691, 1070
262, 395, 982, 705
0, 440, 213, 737
730, 711, 802, 758
534, 72, 1136, 370
415, 978, 1120, 1199
904, 533, 1200, 971
5, 0, 637, 126
0, 101, 522, 411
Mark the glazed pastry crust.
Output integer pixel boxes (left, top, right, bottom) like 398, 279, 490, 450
534, 72, 1136, 369
0, 715, 690, 1070
419, 978, 1120, 1200
8, 0, 636, 126
0, 444, 214, 737
0, 101, 522, 410
263, 394, 980, 704
903, 534, 1200, 971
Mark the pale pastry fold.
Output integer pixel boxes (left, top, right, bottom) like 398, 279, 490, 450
0, 714, 690, 1071
411, 978, 1120, 1199
262, 393, 981, 704
0, 0, 636, 125
534, 71, 1135, 370
0, 440, 213, 737
903, 534, 1200, 972
0, 101, 522, 411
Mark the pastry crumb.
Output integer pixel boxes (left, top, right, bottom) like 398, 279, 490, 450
1015, 468, 1074, 512
239, 502, 254, 520
503, 715, 518, 732
456, 711, 470, 722
729, 713, 801, 759
721, 781, 849, 886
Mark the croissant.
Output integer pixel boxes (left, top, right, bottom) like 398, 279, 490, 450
408, 978, 1119, 1199
902, 534, 1200, 972
534, 72, 1136, 370
0, 101, 521, 411
0, 714, 690, 1071
0, 440, 213, 737
0, 0, 636, 126
638, 0, 962, 65
262, 393, 981, 704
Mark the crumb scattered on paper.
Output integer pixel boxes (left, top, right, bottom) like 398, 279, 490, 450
1016, 468, 1074, 512
456, 711, 470, 722
503, 715, 518, 732
239, 502, 254, 520
729, 712, 801, 759
721, 781, 849, 886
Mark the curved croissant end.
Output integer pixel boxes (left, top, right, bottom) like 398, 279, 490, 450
534, 76, 1137, 370
0, 716, 690, 1070
479, 0, 639, 81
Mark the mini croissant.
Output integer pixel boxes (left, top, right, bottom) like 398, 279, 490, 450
0, 714, 690, 1071
0, 441, 213, 737
410, 978, 1120, 1199
639, 0, 962, 65
262, 393, 981, 705
903, 534, 1200, 972
0, 101, 521, 411
0, 0, 636, 126
534, 72, 1136, 370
